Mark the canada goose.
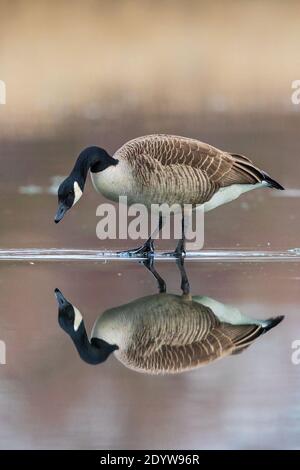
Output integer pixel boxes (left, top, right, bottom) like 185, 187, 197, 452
54, 259, 283, 374
55, 134, 284, 255
54, 288, 283, 374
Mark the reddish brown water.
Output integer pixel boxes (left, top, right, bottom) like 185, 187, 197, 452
0, 260, 299, 449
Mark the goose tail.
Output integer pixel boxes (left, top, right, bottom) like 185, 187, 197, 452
227, 154, 284, 190
261, 171, 285, 190
228, 315, 284, 355
261, 315, 285, 333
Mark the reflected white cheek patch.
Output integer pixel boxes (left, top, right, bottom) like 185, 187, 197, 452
73, 181, 83, 206
73, 306, 83, 332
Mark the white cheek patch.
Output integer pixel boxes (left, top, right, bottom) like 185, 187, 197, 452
73, 306, 83, 332
73, 181, 83, 206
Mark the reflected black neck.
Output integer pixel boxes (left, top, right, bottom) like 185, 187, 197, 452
70, 323, 118, 365
71, 146, 118, 188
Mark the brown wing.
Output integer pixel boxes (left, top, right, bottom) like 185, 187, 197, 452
220, 322, 269, 355
121, 299, 220, 373
120, 296, 269, 373
122, 319, 266, 374
117, 134, 264, 187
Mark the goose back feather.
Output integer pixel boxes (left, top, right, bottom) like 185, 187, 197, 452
91, 134, 282, 208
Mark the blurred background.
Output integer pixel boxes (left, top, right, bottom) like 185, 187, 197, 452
0, 0, 300, 451
1, 0, 300, 136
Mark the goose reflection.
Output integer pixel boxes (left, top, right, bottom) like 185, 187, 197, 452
55, 258, 283, 374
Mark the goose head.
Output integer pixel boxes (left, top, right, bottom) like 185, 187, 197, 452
54, 146, 118, 223
55, 287, 83, 335
54, 177, 83, 223
54, 288, 118, 365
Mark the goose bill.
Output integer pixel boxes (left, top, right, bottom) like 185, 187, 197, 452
54, 288, 68, 307
54, 203, 68, 223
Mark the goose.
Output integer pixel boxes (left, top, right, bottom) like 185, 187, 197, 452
54, 287, 283, 375
54, 134, 284, 255
54, 253, 283, 374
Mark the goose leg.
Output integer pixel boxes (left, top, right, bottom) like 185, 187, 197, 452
174, 236, 186, 257
117, 216, 163, 258
176, 254, 190, 296
117, 236, 155, 257
163, 211, 186, 257
142, 257, 166, 293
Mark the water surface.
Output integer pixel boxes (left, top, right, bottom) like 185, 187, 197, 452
0, 259, 299, 449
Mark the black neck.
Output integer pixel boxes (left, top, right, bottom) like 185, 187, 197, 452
71, 146, 118, 189
70, 323, 117, 365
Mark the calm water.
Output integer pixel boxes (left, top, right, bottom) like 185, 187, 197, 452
0, 115, 300, 449
0, 259, 299, 449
